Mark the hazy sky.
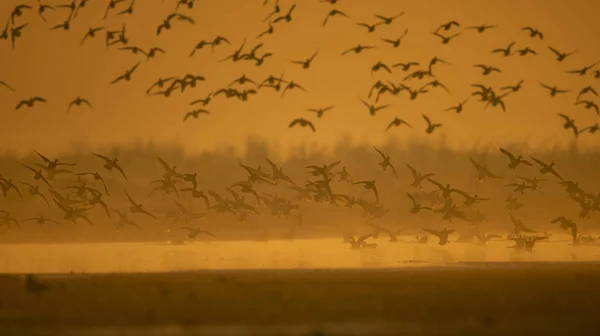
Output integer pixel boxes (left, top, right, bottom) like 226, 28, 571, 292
0, 0, 598, 157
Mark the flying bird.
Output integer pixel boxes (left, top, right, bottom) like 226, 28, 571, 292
289, 118, 316, 132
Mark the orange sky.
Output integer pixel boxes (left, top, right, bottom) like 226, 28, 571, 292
0, 0, 598, 157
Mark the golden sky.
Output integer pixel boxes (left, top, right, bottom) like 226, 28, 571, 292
0, 0, 598, 157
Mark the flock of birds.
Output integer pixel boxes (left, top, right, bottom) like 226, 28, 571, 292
0, 1, 599, 253
0, 145, 599, 252
0, 0, 598, 135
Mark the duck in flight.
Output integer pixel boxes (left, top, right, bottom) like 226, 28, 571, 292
373, 147, 397, 178
521, 27, 543, 39
66, 96, 92, 113
565, 62, 598, 76
290, 49, 319, 69
422, 114, 442, 134
406, 193, 432, 214
539, 82, 569, 97
353, 180, 379, 204
110, 62, 140, 85
557, 114, 579, 137
81, 26, 105, 45
156, 12, 195, 35
432, 31, 461, 44
384, 117, 412, 132
343, 233, 373, 249
474, 64, 501, 75
306, 105, 334, 118
530, 156, 563, 180
124, 189, 158, 219
184, 109, 210, 121
34, 150, 75, 171
514, 47, 536, 56
272, 4, 296, 23
436, 21, 460, 32
500, 80, 524, 93
466, 24, 498, 33
360, 99, 389, 116
92, 153, 127, 180
491, 42, 515, 56
374, 12, 404, 25
499, 148, 533, 169
289, 118, 316, 132
548, 46, 576, 62
16, 97, 46, 110
423, 228, 454, 245
444, 98, 470, 114
341, 44, 375, 56
322, 9, 349, 27
551, 216, 579, 245
356, 21, 383, 33
470, 158, 502, 181
381, 28, 408, 48
576, 86, 598, 101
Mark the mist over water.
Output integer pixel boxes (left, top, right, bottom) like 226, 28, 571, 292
2, 238, 599, 274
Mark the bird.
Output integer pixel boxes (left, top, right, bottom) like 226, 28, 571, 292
124, 189, 158, 219
110, 62, 140, 85
530, 156, 563, 180
423, 114, 442, 134
474, 64, 501, 75
499, 148, 533, 169
92, 153, 128, 180
501, 80, 524, 93
360, 99, 389, 116
322, 9, 349, 27
423, 228, 455, 245
384, 118, 412, 132
290, 49, 319, 69
469, 158, 503, 181
521, 27, 543, 39
466, 24, 498, 33
557, 114, 579, 137
373, 147, 397, 178
381, 29, 408, 48
184, 109, 210, 121
289, 118, 316, 132
374, 12, 405, 25
432, 31, 461, 44
548, 46, 576, 62
16, 97, 46, 110
66, 96, 92, 113
576, 86, 598, 101
566, 63, 598, 76
341, 44, 375, 56
539, 82, 569, 97
406, 193, 432, 214
491, 42, 516, 56
306, 106, 334, 118
445, 98, 470, 113
81, 27, 105, 45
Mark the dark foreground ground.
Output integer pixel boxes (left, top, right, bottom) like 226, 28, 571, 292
1, 263, 600, 335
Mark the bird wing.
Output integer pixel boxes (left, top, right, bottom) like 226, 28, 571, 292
373, 147, 386, 159
499, 148, 516, 160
